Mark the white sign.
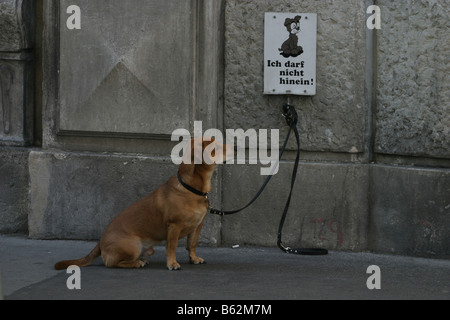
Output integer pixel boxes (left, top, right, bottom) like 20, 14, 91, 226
264, 13, 317, 96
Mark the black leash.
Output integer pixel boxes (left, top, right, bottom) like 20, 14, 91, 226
208, 104, 294, 217
217, 104, 327, 255
180, 104, 328, 256
275, 104, 328, 256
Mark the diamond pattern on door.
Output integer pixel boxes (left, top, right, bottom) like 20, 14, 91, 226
58, 0, 193, 135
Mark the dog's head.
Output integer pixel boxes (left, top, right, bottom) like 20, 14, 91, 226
284, 15, 301, 34
181, 138, 235, 166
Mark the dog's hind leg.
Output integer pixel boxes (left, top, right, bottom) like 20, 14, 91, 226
138, 247, 155, 266
116, 259, 147, 268
102, 238, 145, 268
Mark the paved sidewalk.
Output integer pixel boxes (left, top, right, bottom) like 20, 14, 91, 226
0, 235, 449, 300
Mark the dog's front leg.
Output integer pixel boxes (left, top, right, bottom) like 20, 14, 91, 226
186, 220, 206, 265
166, 223, 182, 270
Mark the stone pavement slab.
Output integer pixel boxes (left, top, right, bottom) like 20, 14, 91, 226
0, 235, 449, 300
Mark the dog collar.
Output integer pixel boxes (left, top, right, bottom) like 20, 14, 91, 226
177, 172, 209, 199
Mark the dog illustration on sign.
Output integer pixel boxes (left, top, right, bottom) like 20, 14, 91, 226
279, 15, 304, 58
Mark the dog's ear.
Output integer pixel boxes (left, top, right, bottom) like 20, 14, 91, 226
284, 18, 293, 27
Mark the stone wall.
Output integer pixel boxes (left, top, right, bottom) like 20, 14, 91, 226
222, 0, 449, 258
0, 0, 34, 233
225, 0, 368, 155
0, 0, 449, 258
376, 0, 450, 159
0, 0, 34, 146
222, 0, 372, 252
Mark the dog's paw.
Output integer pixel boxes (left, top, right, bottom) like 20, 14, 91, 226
139, 258, 149, 267
190, 256, 206, 265
167, 261, 181, 271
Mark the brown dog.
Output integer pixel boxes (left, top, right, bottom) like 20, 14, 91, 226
54, 138, 234, 270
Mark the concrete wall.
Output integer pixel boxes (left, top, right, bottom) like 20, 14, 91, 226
222, 0, 450, 258
376, 0, 450, 159
0, 0, 34, 233
370, 0, 450, 258
370, 165, 450, 257
0, 0, 34, 146
225, 0, 368, 154
0, 0, 449, 258
0, 148, 29, 234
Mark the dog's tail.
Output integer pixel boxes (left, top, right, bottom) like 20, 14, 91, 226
54, 243, 101, 270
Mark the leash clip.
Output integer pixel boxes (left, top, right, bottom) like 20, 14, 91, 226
277, 240, 291, 254
209, 208, 224, 216
282, 103, 298, 127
